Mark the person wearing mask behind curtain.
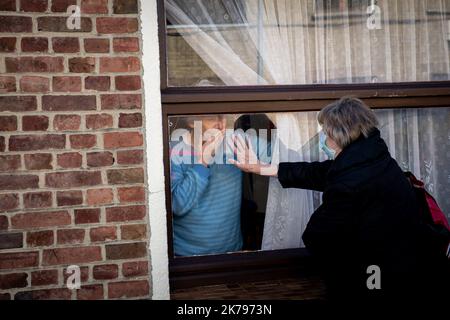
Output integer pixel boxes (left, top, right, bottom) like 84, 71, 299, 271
229, 97, 448, 304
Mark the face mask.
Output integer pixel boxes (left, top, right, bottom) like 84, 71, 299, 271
319, 131, 336, 160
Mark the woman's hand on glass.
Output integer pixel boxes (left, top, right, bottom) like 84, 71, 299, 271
228, 133, 278, 177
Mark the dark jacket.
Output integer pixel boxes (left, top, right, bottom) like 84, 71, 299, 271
278, 128, 448, 302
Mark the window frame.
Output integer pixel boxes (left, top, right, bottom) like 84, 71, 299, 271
157, 0, 450, 289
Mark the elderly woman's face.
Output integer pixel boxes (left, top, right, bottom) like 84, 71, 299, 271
326, 136, 342, 155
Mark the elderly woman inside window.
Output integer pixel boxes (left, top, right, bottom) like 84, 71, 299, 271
230, 96, 448, 302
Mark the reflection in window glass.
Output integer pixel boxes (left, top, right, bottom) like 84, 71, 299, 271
167, 107, 450, 257
166, 0, 450, 86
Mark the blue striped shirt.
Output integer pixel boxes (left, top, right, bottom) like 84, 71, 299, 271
170, 136, 271, 256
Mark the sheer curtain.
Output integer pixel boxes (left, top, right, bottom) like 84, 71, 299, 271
166, 0, 450, 249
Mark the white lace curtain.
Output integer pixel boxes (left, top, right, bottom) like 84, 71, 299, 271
166, 0, 450, 250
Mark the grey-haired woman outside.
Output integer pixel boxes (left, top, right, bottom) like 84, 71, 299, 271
230, 97, 448, 303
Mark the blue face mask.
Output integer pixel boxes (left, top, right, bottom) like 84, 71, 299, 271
319, 131, 336, 160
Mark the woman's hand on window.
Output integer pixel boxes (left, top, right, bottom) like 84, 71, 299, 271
228, 133, 278, 177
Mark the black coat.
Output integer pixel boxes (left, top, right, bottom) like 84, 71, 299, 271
278, 128, 448, 302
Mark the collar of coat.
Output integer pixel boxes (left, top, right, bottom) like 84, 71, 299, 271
327, 128, 392, 183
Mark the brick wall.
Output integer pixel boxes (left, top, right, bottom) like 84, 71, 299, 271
0, 0, 150, 300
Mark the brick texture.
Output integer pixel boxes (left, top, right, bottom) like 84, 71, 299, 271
0, 0, 149, 300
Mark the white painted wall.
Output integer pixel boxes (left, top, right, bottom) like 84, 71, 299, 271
140, 0, 170, 300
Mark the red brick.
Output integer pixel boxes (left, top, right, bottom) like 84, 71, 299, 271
0, 215, 7, 230
104, 132, 143, 149
77, 284, 103, 300
93, 264, 118, 280
20, 76, 50, 93
97, 18, 138, 34
69, 57, 95, 73
21, 37, 48, 52
122, 261, 148, 278
87, 151, 114, 167
118, 186, 145, 203
106, 205, 146, 222
70, 134, 96, 149
31, 270, 58, 286
43, 246, 102, 266
90, 226, 117, 242
0, 293, 10, 300
0, 115, 17, 131
56, 190, 83, 206
53, 114, 81, 130
117, 149, 143, 165
63, 265, 89, 283
0, 155, 20, 171
12, 211, 70, 229
9, 134, 65, 151
113, 0, 138, 14
37, 16, 92, 32
87, 188, 113, 206
15, 288, 71, 300
85, 76, 110, 91
57, 152, 82, 168
101, 94, 141, 110
105, 242, 147, 260
52, 37, 79, 53
116, 76, 141, 91
108, 280, 149, 299
23, 191, 52, 208
46, 171, 102, 188
121, 224, 147, 241
107, 168, 144, 184
24, 153, 52, 170
51, 0, 76, 12
0, 136, 4, 152
57, 229, 85, 244
81, 0, 108, 13
0, 0, 15, 11
0, 194, 19, 212
0, 37, 16, 52
84, 38, 109, 53
20, 0, 48, 12
0, 175, 39, 190
52, 76, 81, 92
113, 37, 139, 52
0, 16, 32, 32
5, 57, 63, 73
0, 233, 23, 249
0, 96, 37, 112
86, 114, 113, 130
0, 273, 28, 290
119, 113, 142, 128
26, 230, 54, 247
43, 95, 96, 111
99, 57, 140, 73
22, 115, 49, 131
74, 208, 100, 225
0, 252, 39, 270
0, 76, 16, 93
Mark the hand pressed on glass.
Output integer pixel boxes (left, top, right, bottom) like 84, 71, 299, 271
228, 133, 277, 177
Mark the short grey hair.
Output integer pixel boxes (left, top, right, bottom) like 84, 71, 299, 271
318, 96, 379, 149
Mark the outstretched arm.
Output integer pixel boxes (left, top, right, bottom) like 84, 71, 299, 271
277, 160, 333, 192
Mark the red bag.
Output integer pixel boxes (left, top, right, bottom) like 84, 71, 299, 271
404, 172, 450, 258
405, 172, 449, 230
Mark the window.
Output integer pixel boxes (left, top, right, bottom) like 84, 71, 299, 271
165, 0, 450, 87
167, 108, 450, 258
158, 0, 450, 287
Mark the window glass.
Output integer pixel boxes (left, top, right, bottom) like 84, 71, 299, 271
167, 107, 450, 257
165, 0, 450, 86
